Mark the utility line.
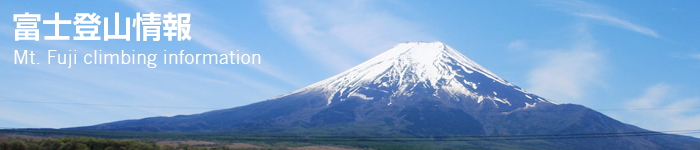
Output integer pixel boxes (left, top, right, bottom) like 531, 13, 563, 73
1, 128, 699, 142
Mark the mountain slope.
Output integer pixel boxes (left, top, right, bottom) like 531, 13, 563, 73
72, 42, 700, 149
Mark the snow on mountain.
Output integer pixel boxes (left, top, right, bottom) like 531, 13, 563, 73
286, 41, 555, 109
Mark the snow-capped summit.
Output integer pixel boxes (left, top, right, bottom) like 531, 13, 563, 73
291, 41, 554, 110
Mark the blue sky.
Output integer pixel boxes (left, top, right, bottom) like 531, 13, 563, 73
1, 0, 700, 135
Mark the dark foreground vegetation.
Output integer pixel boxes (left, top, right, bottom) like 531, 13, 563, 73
0, 129, 472, 150
3, 128, 700, 150
0, 136, 257, 150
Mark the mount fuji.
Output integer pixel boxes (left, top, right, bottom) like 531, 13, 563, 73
73, 42, 700, 149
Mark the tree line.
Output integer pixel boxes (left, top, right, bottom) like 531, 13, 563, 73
0, 137, 256, 150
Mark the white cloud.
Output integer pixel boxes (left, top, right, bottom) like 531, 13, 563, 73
543, 0, 659, 38
625, 83, 671, 109
527, 49, 603, 104
691, 53, 700, 60
618, 83, 700, 134
0, 0, 309, 128
122, 0, 305, 87
526, 22, 605, 104
507, 40, 528, 50
526, 0, 659, 103
264, 0, 433, 72
575, 13, 659, 38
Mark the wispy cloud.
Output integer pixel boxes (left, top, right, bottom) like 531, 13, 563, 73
122, 0, 305, 87
691, 53, 700, 60
625, 83, 672, 109
507, 40, 528, 50
618, 83, 700, 133
264, 0, 433, 72
0, 0, 305, 128
527, 23, 604, 104
542, 0, 659, 38
0, 36, 195, 127
575, 13, 659, 38
528, 0, 657, 104
528, 48, 603, 103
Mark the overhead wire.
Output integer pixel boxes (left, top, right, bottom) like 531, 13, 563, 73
1, 128, 699, 142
